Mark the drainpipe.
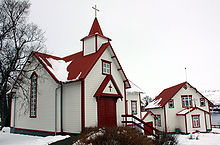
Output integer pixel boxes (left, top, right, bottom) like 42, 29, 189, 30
55, 85, 61, 136
60, 82, 63, 133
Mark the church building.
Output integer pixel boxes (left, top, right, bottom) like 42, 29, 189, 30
10, 17, 142, 136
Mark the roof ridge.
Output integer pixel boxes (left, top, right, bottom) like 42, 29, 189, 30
89, 18, 103, 35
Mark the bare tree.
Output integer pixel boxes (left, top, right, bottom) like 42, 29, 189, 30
141, 95, 152, 111
0, 0, 45, 129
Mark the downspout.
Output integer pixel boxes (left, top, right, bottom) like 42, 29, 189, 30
55, 85, 61, 136
60, 82, 63, 133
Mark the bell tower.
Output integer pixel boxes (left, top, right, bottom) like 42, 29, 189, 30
81, 5, 111, 56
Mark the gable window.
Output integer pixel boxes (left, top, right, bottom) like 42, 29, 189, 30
169, 99, 174, 108
192, 115, 200, 128
200, 98, 205, 107
156, 115, 161, 127
102, 60, 111, 75
182, 95, 192, 108
131, 101, 137, 114
30, 72, 38, 118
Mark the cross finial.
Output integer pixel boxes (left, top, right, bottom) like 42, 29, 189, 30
92, 5, 99, 17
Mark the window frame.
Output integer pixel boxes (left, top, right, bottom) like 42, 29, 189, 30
200, 98, 205, 107
181, 95, 192, 108
131, 100, 137, 115
168, 99, 174, 108
30, 72, 38, 118
102, 60, 111, 75
192, 115, 200, 128
156, 114, 161, 127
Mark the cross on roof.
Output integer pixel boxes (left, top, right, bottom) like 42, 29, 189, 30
109, 84, 112, 92
92, 5, 99, 17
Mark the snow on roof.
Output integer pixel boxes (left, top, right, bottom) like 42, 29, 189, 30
126, 80, 143, 93
176, 108, 194, 115
145, 98, 162, 109
46, 58, 72, 82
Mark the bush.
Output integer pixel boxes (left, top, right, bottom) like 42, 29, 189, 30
74, 126, 154, 145
154, 132, 178, 145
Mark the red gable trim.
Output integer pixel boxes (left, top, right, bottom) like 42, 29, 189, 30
94, 75, 123, 98
141, 111, 157, 120
176, 106, 209, 116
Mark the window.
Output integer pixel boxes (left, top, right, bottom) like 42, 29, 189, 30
192, 115, 200, 128
182, 95, 192, 108
102, 60, 111, 75
30, 72, 38, 118
200, 98, 205, 107
156, 115, 161, 127
131, 101, 137, 114
169, 99, 174, 108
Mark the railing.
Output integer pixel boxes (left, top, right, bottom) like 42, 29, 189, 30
212, 125, 220, 128
121, 114, 160, 137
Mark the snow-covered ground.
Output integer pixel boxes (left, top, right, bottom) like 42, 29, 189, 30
0, 127, 69, 145
177, 128, 220, 145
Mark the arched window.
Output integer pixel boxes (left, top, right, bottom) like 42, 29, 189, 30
30, 72, 38, 118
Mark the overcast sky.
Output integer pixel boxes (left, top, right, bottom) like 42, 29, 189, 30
29, 0, 220, 98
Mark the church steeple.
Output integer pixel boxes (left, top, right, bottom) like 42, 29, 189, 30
89, 18, 103, 36
81, 17, 111, 56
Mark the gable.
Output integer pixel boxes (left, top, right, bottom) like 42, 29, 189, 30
94, 75, 122, 98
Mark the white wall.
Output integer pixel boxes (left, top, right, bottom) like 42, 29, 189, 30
11, 56, 61, 133
148, 108, 165, 132
97, 36, 108, 51
126, 92, 142, 122
62, 81, 81, 133
84, 36, 95, 56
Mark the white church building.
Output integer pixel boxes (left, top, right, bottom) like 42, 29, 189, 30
10, 18, 142, 136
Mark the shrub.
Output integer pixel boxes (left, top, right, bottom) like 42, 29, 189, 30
154, 132, 178, 145
74, 126, 154, 145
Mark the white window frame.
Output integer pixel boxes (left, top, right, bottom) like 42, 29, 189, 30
30, 73, 37, 118
182, 95, 192, 108
192, 115, 200, 128
131, 101, 137, 114
102, 60, 111, 75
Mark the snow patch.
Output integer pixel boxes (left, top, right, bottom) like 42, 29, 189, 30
145, 98, 162, 109
176, 108, 194, 115
0, 127, 69, 145
126, 80, 143, 93
46, 58, 71, 82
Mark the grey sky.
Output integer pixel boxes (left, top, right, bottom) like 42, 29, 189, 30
29, 0, 220, 98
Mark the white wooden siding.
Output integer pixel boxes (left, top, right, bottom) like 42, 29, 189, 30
62, 81, 81, 133
84, 37, 96, 56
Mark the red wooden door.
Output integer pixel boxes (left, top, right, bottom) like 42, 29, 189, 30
144, 122, 153, 135
98, 97, 117, 127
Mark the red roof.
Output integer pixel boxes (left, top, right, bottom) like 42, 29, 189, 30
89, 18, 103, 35
146, 82, 213, 109
81, 18, 111, 41
34, 43, 110, 83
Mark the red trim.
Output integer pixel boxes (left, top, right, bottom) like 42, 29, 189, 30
81, 34, 111, 41
142, 111, 157, 120
204, 112, 208, 132
208, 103, 212, 130
12, 127, 80, 135
192, 114, 200, 128
200, 98, 205, 107
139, 93, 142, 119
168, 99, 174, 108
102, 60, 111, 75
163, 106, 167, 132
30, 72, 38, 118
185, 115, 188, 134
181, 95, 192, 108
94, 75, 123, 98
124, 83, 127, 126
131, 100, 137, 115
81, 80, 85, 132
